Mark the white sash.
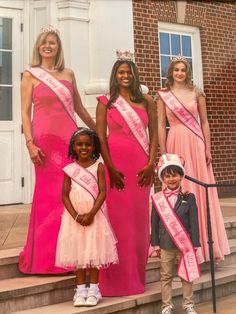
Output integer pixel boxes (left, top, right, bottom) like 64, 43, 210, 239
28, 67, 77, 125
158, 90, 205, 143
152, 191, 200, 282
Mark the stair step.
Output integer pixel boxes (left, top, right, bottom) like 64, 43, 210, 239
9, 265, 236, 314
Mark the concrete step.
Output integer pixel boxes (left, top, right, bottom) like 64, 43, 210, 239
2, 237, 236, 283
8, 265, 236, 314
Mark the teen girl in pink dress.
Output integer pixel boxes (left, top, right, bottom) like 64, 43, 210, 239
96, 56, 157, 296
20, 25, 95, 274
156, 57, 230, 263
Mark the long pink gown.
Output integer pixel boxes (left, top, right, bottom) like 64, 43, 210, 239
98, 97, 150, 296
19, 79, 77, 274
164, 90, 230, 263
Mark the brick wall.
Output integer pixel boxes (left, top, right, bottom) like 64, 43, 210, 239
133, 0, 236, 197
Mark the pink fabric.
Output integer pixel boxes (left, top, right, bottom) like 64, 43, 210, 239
56, 162, 119, 269
152, 191, 200, 282
98, 96, 150, 296
19, 80, 78, 274
165, 94, 230, 262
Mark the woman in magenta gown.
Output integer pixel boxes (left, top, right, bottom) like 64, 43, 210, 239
156, 57, 230, 263
20, 25, 95, 274
96, 55, 157, 296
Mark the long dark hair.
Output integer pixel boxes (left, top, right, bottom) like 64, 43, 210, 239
68, 128, 101, 160
107, 60, 147, 108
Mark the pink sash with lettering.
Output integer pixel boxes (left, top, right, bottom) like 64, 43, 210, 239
28, 67, 77, 125
98, 95, 149, 156
152, 191, 200, 282
63, 162, 108, 215
158, 90, 205, 143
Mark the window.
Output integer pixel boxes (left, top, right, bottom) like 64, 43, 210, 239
0, 17, 12, 121
158, 22, 203, 88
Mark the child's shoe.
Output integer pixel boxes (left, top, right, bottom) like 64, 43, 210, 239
73, 287, 88, 307
85, 286, 102, 306
160, 305, 173, 314
183, 304, 197, 314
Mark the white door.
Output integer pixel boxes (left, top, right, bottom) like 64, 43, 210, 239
0, 8, 22, 204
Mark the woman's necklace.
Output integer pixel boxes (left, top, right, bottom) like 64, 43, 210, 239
40, 65, 58, 73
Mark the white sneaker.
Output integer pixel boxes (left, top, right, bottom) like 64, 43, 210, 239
85, 286, 102, 306
73, 287, 87, 307
161, 305, 173, 314
184, 304, 197, 314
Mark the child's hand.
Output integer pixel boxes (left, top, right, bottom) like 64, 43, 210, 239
137, 164, 155, 187
80, 213, 95, 226
108, 166, 125, 190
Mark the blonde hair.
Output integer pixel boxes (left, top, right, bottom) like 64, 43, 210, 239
30, 31, 65, 71
165, 60, 193, 90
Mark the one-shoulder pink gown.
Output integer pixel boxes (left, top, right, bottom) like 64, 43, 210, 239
165, 92, 230, 263
19, 80, 78, 274
98, 97, 150, 296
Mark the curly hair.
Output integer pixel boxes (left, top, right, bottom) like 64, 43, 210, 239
107, 60, 148, 108
165, 60, 193, 90
68, 128, 101, 160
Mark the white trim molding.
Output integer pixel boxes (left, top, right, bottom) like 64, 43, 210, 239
158, 22, 203, 89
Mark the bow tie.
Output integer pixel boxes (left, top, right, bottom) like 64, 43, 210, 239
164, 189, 180, 198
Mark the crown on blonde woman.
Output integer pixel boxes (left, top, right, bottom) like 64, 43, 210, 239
116, 50, 135, 61
171, 55, 188, 63
40, 25, 60, 35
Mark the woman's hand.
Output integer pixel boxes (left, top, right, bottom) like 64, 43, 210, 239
108, 166, 125, 190
205, 149, 212, 166
27, 142, 45, 165
137, 164, 155, 187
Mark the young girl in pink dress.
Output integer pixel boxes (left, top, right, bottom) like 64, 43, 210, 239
56, 128, 118, 307
152, 56, 230, 263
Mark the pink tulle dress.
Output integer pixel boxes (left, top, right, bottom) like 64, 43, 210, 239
98, 96, 151, 296
56, 161, 118, 269
164, 89, 230, 262
19, 79, 78, 274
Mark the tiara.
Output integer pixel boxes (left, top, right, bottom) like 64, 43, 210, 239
171, 55, 188, 63
40, 25, 60, 35
116, 50, 135, 61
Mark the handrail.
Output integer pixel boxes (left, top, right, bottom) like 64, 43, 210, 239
185, 175, 236, 313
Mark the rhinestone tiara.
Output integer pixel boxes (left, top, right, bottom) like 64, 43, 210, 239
40, 25, 60, 35
116, 50, 135, 61
171, 55, 188, 63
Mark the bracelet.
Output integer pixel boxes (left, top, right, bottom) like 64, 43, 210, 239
26, 139, 33, 146
75, 213, 79, 221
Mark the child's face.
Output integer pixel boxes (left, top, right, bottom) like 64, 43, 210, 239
162, 172, 183, 190
73, 134, 94, 161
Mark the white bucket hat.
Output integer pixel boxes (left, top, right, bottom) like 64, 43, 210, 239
157, 153, 185, 182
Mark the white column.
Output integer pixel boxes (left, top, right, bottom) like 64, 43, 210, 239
57, 0, 90, 117
84, 0, 134, 114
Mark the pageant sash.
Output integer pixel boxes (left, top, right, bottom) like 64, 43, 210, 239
63, 162, 98, 200
63, 162, 110, 217
152, 191, 200, 282
103, 95, 149, 156
28, 67, 77, 125
158, 90, 205, 143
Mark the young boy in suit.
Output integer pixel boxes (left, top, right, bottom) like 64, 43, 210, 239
151, 154, 200, 314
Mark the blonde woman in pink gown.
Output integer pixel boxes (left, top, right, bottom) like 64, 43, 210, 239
156, 57, 230, 263
20, 25, 95, 274
96, 56, 157, 296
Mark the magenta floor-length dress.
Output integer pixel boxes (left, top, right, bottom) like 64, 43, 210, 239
19, 79, 77, 274
98, 97, 151, 296
164, 91, 230, 263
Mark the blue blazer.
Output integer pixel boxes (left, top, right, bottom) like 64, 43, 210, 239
151, 192, 201, 249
